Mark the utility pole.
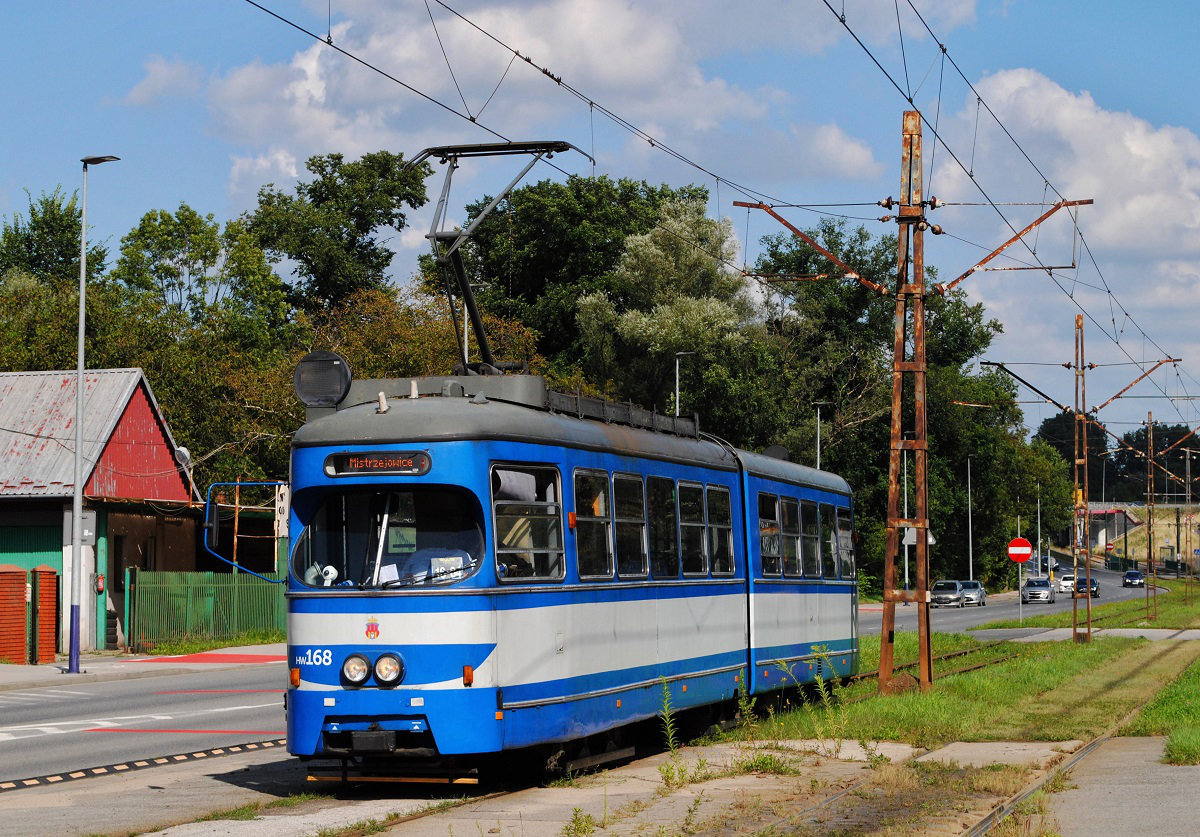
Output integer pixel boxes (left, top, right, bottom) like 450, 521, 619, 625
1147, 414, 1158, 620
878, 111, 934, 693
733, 112, 933, 694
968, 457, 974, 581
1071, 315, 1092, 642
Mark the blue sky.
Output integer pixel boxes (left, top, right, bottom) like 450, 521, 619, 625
5, 1, 1200, 437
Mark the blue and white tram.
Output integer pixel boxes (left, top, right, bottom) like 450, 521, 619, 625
284, 355, 858, 764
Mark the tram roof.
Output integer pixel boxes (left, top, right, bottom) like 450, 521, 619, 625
292, 375, 850, 495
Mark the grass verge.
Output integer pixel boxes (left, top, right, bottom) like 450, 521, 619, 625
142, 628, 285, 656
764, 636, 1200, 748
1124, 653, 1200, 763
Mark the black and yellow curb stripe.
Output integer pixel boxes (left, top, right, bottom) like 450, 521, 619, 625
0, 738, 288, 793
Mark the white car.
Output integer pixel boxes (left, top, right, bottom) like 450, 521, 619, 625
1057, 573, 1075, 594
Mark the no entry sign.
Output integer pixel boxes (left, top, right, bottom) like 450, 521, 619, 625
1008, 537, 1033, 563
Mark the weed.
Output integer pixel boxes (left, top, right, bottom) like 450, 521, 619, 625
736, 750, 797, 775
658, 677, 681, 786
263, 792, 330, 809
196, 802, 261, 821
681, 791, 705, 834
143, 628, 285, 656
860, 737, 891, 768
735, 669, 758, 737
795, 648, 850, 757
546, 771, 579, 788
1041, 770, 1076, 794
561, 807, 596, 837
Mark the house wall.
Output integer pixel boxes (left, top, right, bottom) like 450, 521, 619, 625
88, 384, 190, 502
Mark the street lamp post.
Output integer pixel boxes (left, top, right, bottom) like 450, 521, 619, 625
814, 401, 833, 470
674, 352, 694, 417
68, 154, 119, 674
967, 456, 974, 581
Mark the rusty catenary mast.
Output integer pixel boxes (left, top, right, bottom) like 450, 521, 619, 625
878, 111, 934, 692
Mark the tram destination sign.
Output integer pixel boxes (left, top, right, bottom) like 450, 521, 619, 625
325, 451, 431, 477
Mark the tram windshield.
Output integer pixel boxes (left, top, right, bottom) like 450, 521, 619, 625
292, 487, 484, 589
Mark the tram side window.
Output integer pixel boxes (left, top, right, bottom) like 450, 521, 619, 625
648, 477, 679, 578
492, 465, 564, 581
758, 493, 781, 577
614, 475, 648, 578
837, 508, 856, 579
679, 482, 707, 575
575, 471, 614, 579
800, 499, 821, 578
820, 503, 838, 578
782, 497, 801, 577
708, 486, 734, 576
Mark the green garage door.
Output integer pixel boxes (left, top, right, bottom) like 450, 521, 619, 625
0, 525, 62, 573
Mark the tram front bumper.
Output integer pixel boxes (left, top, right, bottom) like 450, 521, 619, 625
287, 686, 502, 758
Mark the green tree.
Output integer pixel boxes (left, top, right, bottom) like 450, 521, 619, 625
1112, 422, 1195, 503
448, 175, 708, 363
0, 269, 78, 370
748, 218, 1070, 591
573, 197, 748, 409
0, 187, 108, 282
110, 205, 294, 348
1034, 409, 1108, 499
111, 203, 222, 316
248, 150, 430, 311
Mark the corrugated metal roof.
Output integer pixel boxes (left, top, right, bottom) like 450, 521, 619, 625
0, 368, 176, 499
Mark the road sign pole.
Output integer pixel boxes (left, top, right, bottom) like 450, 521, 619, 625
1009, 536, 1033, 624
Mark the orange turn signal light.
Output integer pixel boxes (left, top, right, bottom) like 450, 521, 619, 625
289, 668, 300, 688
463, 665, 474, 687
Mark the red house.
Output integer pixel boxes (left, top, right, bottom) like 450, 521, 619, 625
0, 369, 197, 651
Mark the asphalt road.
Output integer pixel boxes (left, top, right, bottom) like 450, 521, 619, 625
858, 564, 1165, 635
0, 665, 285, 783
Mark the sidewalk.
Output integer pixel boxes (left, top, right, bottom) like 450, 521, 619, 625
0, 643, 287, 691
1046, 737, 1200, 836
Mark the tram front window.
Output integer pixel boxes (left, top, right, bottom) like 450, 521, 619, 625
293, 488, 483, 589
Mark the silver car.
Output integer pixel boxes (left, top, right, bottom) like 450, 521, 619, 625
960, 580, 987, 606
930, 579, 965, 608
1022, 577, 1056, 604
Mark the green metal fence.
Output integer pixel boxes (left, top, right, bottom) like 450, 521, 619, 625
128, 569, 285, 650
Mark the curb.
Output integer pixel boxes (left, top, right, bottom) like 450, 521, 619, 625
0, 739, 288, 793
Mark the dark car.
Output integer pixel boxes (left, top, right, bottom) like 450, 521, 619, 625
930, 579, 965, 608
1022, 577, 1056, 604
1123, 570, 1146, 587
1075, 576, 1100, 597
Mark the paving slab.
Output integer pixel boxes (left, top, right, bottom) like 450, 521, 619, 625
1048, 737, 1200, 837
917, 740, 1082, 770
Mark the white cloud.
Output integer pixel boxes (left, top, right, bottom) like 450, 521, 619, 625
123, 55, 203, 106
202, 1, 779, 193
934, 68, 1200, 262
228, 147, 298, 207
801, 122, 886, 179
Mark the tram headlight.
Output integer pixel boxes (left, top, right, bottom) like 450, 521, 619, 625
374, 653, 404, 686
342, 654, 370, 685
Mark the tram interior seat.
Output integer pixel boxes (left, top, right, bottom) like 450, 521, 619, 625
494, 469, 561, 579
